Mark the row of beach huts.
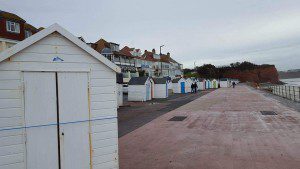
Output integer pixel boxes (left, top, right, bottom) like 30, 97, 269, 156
117, 77, 239, 104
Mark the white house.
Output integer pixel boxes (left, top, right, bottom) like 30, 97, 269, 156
128, 77, 153, 101
172, 78, 186, 93
153, 77, 168, 98
0, 24, 121, 169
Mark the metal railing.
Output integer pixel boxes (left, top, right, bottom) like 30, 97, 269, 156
269, 85, 300, 102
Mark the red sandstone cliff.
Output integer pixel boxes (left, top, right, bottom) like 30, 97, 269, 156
223, 66, 279, 84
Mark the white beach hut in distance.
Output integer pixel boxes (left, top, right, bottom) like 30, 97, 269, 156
128, 77, 153, 101
197, 78, 206, 90
172, 78, 186, 93
220, 78, 230, 88
185, 78, 193, 93
153, 77, 168, 98
205, 79, 211, 89
0, 24, 121, 169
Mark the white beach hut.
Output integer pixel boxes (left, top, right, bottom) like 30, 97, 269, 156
220, 78, 230, 88
211, 79, 219, 88
0, 24, 120, 169
172, 78, 186, 93
198, 78, 206, 90
205, 79, 211, 89
153, 77, 168, 98
185, 78, 193, 93
128, 77, 153, 101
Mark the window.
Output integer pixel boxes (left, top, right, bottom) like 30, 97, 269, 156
6, 21, 20, 33
25, 30, 32, 38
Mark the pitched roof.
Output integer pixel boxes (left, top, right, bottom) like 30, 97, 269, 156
120, 46, 134, 57
142, 50, 159, 62
172, 78, 182, 83
153, 77, 167, 84
0, 10, 25, 22
0, 23, 121, 73
128, 77, 149, 85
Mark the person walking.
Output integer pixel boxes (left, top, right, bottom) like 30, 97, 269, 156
232, 81, 236, 88
194, 82, 198, 93
191, 83, 195, 93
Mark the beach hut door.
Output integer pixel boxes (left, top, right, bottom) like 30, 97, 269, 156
180, 82, 185, 93
24, 72, 90, 169
146, 84, 150, 100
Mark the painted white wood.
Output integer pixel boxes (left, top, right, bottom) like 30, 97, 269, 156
0, 90, 21, 99
0, 80, 20, 90
0, 108, 22, 118
12, 53, 100, 64
116, 84, 123, 107
24, 72, 59, 169
185, 78, 192, 93
153, 84, 167, 98
128, 85, 147, 101
0, 71, 20, 80
57, 72, 90, 169
0, 135, 23, 147
172, 78, 186, 93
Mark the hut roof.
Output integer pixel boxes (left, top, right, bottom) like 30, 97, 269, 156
171, 78, 181, 83
128, 77, 149, 85
153, 77, 167, 84
220, 78, 229, 81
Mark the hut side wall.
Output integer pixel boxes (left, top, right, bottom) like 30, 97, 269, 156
154, 84, 167, 98
128, 85, 146, 101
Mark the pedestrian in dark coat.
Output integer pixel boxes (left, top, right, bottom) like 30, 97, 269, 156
191, 83, 195, 93
194, 82, 198, 93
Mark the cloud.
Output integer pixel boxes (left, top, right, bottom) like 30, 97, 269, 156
1, 0, 300, 70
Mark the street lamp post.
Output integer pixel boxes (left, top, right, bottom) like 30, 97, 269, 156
159, 45, 164, 77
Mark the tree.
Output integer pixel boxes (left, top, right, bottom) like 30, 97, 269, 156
196, 64, 218, 79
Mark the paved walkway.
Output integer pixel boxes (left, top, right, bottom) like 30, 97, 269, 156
119, 85, 300, 169
118, 90, 214, 137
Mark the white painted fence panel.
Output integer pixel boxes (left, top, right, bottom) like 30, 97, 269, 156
269, 85, 300, 102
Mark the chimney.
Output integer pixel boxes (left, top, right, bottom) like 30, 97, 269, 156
152, 48, 156, 54
167, 52, 170, 57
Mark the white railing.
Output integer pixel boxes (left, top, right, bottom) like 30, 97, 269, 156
269, 85, 300, 102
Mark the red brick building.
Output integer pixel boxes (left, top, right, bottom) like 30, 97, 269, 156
0, 10, 38, 51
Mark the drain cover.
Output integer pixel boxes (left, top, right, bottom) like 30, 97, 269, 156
169, 116, 187, 121
261, 111, 277, 115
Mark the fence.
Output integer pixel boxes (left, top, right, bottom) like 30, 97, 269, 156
269, 85, 300, 102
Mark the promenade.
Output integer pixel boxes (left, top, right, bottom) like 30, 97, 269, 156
119, 84, 300, 169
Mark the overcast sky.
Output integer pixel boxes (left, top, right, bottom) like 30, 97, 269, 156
1, 0, 300, 70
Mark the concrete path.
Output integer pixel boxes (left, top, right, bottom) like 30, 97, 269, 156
118, 90, 214, 137
119, 85, 300, 169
